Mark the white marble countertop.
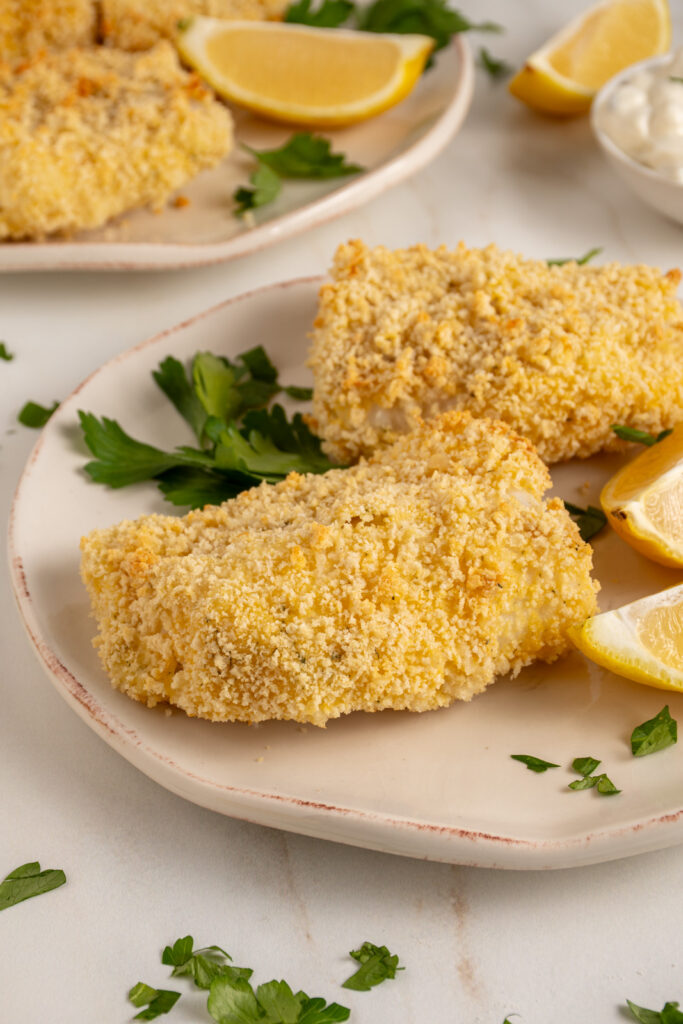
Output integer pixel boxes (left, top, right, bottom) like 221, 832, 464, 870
2, 2, 683, 1021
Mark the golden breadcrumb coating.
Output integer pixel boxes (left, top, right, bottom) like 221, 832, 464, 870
0, 0, 96, 62
80, 412, 598, 727
309, 240, 683, 465
0, 43, 233, 240
101, 0, 289, 50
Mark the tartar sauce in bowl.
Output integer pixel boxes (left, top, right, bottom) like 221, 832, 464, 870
596, 49, 683, 182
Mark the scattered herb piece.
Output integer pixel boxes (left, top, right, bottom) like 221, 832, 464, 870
342, 941, 403, 991
670, 77, 683, 84
18, 399, 59, 428
611, 424, 673, 446
569, 772, 620, 795
358, 0, 501, 53
285, 0, 355, 27
162, 935, 252, 990
563, 502, 607, 542
510, 754, 560, 773
245, 134, 363, 180
207, 973, 350, 1023
568, 775, 599, 791
627, 999, 683, 1023
0, 342, 13, 361
478, 46, 512, 79
572, 756, 601, 777
128, 982, 181, 1021
630, 705, 678, 758
547, 247, 602, 267
0, 861, 66, 911
234, 163, 282, 215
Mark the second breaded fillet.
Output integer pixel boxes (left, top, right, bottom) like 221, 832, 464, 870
0, 0, 96, 63
0, 43, 233, 239
101, 0, 289, 50
80, 412, 598, 727
309, 240, 683, 464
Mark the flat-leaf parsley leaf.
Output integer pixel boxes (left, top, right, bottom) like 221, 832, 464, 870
18, 399, 59, 428
510, 754, 560, 773
630, 706, 677, 757
342, 941, 403, 991
563, 501, 607, 542
128, 982, 181, 1021
0, 861, 66, 911
611, 424, 673, 446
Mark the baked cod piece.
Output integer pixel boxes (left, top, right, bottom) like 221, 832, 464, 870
0, 0, 96, 63
80, 412, 598, 727
309, 240, 683, 465
101, 0, 289, 50
0, 43, 233, 240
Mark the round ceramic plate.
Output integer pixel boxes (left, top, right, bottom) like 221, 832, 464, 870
9, 278, 683, 868
0, 39, 472, 272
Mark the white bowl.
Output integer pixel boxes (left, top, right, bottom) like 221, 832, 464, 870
592, 54, 683, 226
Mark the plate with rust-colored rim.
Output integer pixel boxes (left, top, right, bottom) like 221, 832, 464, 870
0, 38, 473, 272
9, 276, 683, 868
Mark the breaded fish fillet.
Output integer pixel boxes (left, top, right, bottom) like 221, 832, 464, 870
0, 0, 96, 62
80, 412, 598, 727
0, 43, 233, 239
101, 0, 289, 50
309, 240, 683, 465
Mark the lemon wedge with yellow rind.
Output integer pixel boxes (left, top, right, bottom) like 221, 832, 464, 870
509, 0, 671, 117
570, 584, 683, 693
601, 423, 683, 569
177, 18, 434, 128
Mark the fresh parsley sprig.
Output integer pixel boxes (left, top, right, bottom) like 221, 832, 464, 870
234, 134, 364, 215
611, 424, 673, 446
563, 502, 607, 542
547, 247, 602, 267
162, 935, 253, 990
285, 0, 355, 28
510, 754, 559, 773
627, 999, 683, 1023
0, 861, 66, 911
478, 47, 512, 80
631, 706, 677, 757
342, 941, 403, 991
18, 399, 59, 428
128, 982, 181, 1021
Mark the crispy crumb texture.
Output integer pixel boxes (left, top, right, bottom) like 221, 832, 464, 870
0, 43, 233, 240
309, 240, 683, 464
100, 0, 289, 50
80, 412, 598, 727
0, 0, 96, 62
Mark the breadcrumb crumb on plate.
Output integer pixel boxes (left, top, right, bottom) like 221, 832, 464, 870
10, 278, 683, 868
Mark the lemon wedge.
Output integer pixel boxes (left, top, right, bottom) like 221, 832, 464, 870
601, 424, 683, 568
570, 584, 683, 693
509, 0, 671, 116
177, 18, 434, 127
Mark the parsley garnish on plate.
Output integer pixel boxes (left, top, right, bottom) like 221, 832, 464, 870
611, 424, 673, 446
342, 941, 403, 991
568, 756, 620, 795
0, 341, 13, 361
631, 706, 677, 757
547, 247, 602, 267
79, 346, 335, 510
235, 134, 364, 216
0, 861, 66, 911
510, 754, 560, 773
358, 0, 501, 52
128, 982, 181, 1021
627, 999, 683, 1023
285, 0, 355, 27
478, 47, 512, 80
18, 399, 59, 428
563, 502, 607, 542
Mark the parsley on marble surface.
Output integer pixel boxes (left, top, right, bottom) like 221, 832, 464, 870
611, 424, 673, 446
478, 46, 511, 79
627, 999, 683, 1023
0, 341, 13, 361
162, 935, 253, 990
128, 982, 181, 1021
630, 706, 677, 758
510, 754, 560, 773
563, 502, 607, 542
547, 247, 602, 267
0, 861, 66, 911
18, 399, 59, 428
207, 975, 350, 1023
342, 941, 403, 991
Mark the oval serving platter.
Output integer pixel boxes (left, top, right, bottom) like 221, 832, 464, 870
9, 277, 683, 868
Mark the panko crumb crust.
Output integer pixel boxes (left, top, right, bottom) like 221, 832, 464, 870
0, 0, 96, 63
309, 240, 683, 465
100, 0, 289, 51
80, 412, 598, 728
0, 42, 233, 240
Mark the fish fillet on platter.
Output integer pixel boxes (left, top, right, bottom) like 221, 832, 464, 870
80, 412, 598, 727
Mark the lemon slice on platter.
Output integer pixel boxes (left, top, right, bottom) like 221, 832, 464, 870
177, 18, 434, 127
570, 584, 683, 692
601, 424, 683, 568
508, 0, 671, 116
